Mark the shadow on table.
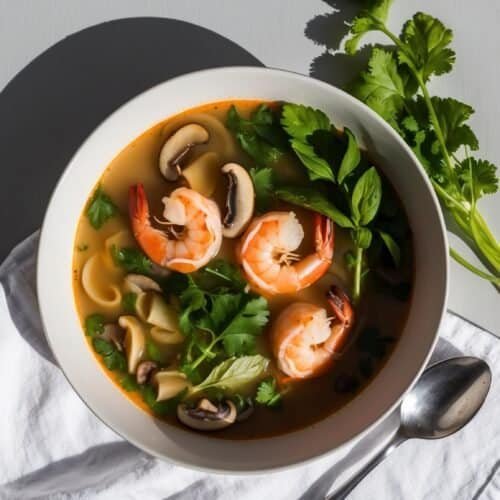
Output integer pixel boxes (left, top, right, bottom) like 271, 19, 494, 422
305, 0, 368, 89
0, 17, 262, 262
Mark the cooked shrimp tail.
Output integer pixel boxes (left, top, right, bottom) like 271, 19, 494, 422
324, 285, 354, 354
272, 286, 354, 380
239, 211, 334, 295
129, 183, 222, 273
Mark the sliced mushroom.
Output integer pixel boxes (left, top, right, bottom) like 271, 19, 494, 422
182, 152, 221, 197
177, 399, 237, 431
159, 124, 209, 181
118, 316, 146, 374
100, 323, 126, 351
154, 371, 191, 402
222, 163, 255, 238
124, 274, 162, 294
136, 360, 158, 384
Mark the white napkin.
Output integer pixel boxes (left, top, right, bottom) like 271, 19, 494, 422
0, 233, 499, 500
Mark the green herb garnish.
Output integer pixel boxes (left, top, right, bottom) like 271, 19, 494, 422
190, 355, 269, 395
166, 261, 270, 381
346, 2, 500, 286
146, 339, 163, 363
278, 103, 386, 301
86, 186, 118, 230
121, 292, 137, 313
91, 337, 127, 372
120, 373, 139, 392
111, 245, 153, 275
226, 104, 287, 166
255, 377, 282, 407
84, 313, 105, 337
250, 166, 275, 212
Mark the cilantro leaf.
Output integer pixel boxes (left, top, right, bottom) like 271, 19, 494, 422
221, 296, 270, 356
111, 246, 153, 275
281, 103, 331, 141
86, 186, 118, 230
351, 49, 409, 127
190, 355, 269, 395
103, 350, 127, 371
121, 292, 137, 313
85, 313, 105, 337
91, 336, 127, 372
345, 0, 394, 54
193, 260, 247, 293
398, 12, 456, 81
457, 158, 499, 203
226, 105, 285, 165
250, 167, 275, 212
120, 373, 139, 392
281, 104, 335, 182
290, 139, 335, 182
92, 338, 114, 356
431, 97, 479, 153
276, 186, 354, 228
255, 377, 282, 407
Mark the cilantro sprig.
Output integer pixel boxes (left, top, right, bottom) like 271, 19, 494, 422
86, 186, 118, 230
256, 377, 282, 407
226, 104, 288, 166
165, 260, 270, 383
346, 2, 500, 286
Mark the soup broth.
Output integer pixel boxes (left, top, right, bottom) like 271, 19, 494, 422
73, 100, 413, 439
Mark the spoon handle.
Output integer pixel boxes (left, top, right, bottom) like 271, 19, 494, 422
325, 431, 406, 500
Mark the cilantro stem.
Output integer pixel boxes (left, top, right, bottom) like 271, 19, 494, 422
376, 21, 500, 283
450, 248, 500, 287
353, 246, 363, 302
188, 336, 220, 372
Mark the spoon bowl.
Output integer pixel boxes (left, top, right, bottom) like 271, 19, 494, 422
328, 356, 491, 499
401, 356, 492, 439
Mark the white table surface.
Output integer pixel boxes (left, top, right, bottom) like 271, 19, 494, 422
0, 0, 498, 334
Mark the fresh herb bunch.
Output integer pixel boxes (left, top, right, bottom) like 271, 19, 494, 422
276, 103, 399, 301
164, 260, 270, 383
346, 0, 500, 286
225, 102, 402, 301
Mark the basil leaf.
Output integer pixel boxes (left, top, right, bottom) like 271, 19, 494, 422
338, 128, 361, 184
353, 227, 373, 249
378, 230, 401, 267
191, 355, 269, 395
276, 186, 354, 229
351, 167, 382, 226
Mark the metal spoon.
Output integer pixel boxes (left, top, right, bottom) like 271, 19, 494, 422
326, 356, 491, 500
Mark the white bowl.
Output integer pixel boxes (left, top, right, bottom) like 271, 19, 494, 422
37, 67, 448, 473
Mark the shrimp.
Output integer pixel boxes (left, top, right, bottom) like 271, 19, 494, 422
238, 211, 334, 295
129, 184, 222, 273
272, 286, 354, 380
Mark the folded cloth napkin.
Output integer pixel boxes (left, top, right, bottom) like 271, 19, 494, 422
0, 233, 499, 500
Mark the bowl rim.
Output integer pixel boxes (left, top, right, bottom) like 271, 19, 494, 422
36, 65, 448, 474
